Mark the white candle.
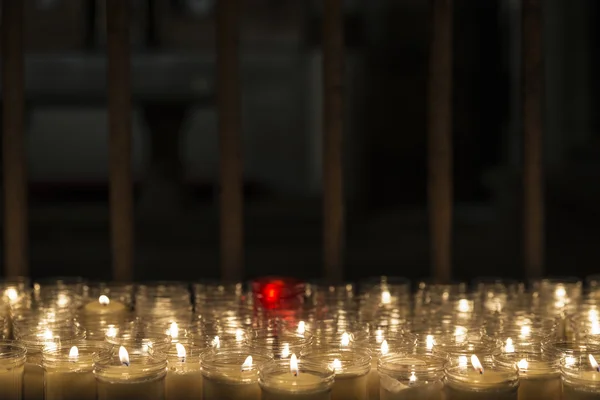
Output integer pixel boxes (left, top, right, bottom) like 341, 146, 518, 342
259, 354, 334, 400
94, 346, 168, 400
165, 342, 203, 400
378, 354, 445, 400
562, 354, 600, 400
495, 353, 561, 400
0, 341, 26, 400
83, 295, 127, 316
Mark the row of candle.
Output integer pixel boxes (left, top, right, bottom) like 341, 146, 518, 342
1, 276, 600, 400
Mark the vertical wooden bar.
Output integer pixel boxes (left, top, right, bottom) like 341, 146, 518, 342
107, 0, 134, 282
427, 0, 453, 283
323, 0, 344, 282
522, 0, 544, 279
216, 0, 243, 281
1, 0, 27, 278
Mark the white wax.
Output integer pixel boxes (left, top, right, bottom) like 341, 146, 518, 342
96, 365, 166, 400
445, 370, 518, 400
166, 367, 203, 400
260, 372, 331, 400
45, 370, 97, 400
368, 358, 380, 400
23, 362, 44, 400
203, 375, 261, 400
83, 299, 127, 315
563, 372, 600, 400
0, 363, 24, 400
331, 372, 368, 400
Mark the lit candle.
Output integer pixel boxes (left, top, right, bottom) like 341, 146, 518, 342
165, 342, 203, 400
562, 354, 600, 400
367, 340, 389, 400
43, 342, 110, 400
201, 349, 270, 400
94, 346, 168, 400
0, 341, 26, 400
259, 354, 335, 400
83, 295, 127, 316
445, 355, 519, 400
495, 352, 560, 400
378, 353, 445, 400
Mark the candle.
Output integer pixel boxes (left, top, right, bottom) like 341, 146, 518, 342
378, 353, 445, 400
201, 349, 271, 400
94, 346, 168, 400
164, 341, 204, 400
494, 352, 561, 400
259, 354, 334, 400
561, 353, 600, 400
368, 339, 390, 400
302, 348, 371, 400
83, 295, 127, 315
43, 341, 111, 400
444, 355, 519, 400
0, 341, 26, 400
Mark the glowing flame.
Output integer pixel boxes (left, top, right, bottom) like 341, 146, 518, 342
212, 336, 221, 349
241, 355, 253, 371
381, 291, 391, 305
375, 329, 384, 343
565, 356, 576, 367
471, 355, 483, 374
119, 346, 130, 367
555, 286, 566, 299
592, 320, 600, 335
426, 335, 435, 350
176, 343, 186, 361
43, 329, 53, 340
57, 293, 69, 307
235, 329, 245, 342
297, 321, 306, 335
290, 354, 299, 376
520, 326, 531, 338
99, 295, 110, 306
590, 310, 599, 322
517, 359, 528, 370
454, 327, 467, 343
330, 358, 342, 372
69, 346, 79, 359
381, 340, 389, 356
457, 299, 471, 313
458, 355, 468, 367
590, 354, 599, 372
505, 338, 515, 353
168, 322, 179, 339
409, 371, 417, 383
281, 343, 290, 359
106, 326, 117, 338
341, 332, 350, 346
4, 288, 17, 302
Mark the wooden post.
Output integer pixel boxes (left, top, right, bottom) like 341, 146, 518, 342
1, 0, 27, 278
427, 0, 453, 283
216, 0, 243, 281
522, 0, 544, 279
107, 0, 134, 282
323, 0, 345, 283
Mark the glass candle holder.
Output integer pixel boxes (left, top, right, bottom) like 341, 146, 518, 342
561, 352, 600, 400
105, 330, 171, 355
162, 339, 206, 400
247, 329, 310, 360
302, 348, 371, 400
444, 355, 519, 400
0, 341, 26, 400
377, 353, 445, 400
365, 337, 413, 400
81, 294, 129, 317
259, 357, 335, 400
541, 339, 600, 367
201, 348, 271, 400
43, 340, 112, 400
94, 347, 168, 400
495, 352, 560, 400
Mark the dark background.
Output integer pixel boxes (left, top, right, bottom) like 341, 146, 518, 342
2, 0, 599, 283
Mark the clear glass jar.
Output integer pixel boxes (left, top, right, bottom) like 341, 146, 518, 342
495, 352, 561, 400
201, 348, 271, 400
87, 282, 135, 309
105, 332, 171, 356
302, 347, 371, 400
0, 341, 26, 400
541, 339, 600, 367
444, 355, 519, 400
33, 277, 88, 300
561, 352, 600, 399
94, 348, 168, 400
258, 358, 334, 400
247, 329, 310, 359
378, 353, 445, 400
433, 340, 500, 365
161, 339, 206, 400
43, 341, 112, 400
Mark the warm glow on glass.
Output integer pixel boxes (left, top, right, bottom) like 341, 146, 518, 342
381, 340, 389, 356
241, 355, 253, 371
69, 346, 79, 359
168, 322, 179, 339
290, 354, 299, 376
119, 346, 130, 366
458, 355, 468, 367
297, 321, 306, 335
375, 329, 384, 343
381, 290, 391, 305
99, 295, 110, 306
517, 359, 528, 370
426, 335, 435, 350
235, 329, 245, 342
330, 358, 342, 372
565, 356, 576, 367
43, 329, 53, 340
106, 326, 117, 338
281, 343, 290, 359
471, 355, 483, 374
341, 332, 350, 346
504, 338, 515, 353
520, 325, 531, 338
212, 336, 221, 349
409, 371, 417, 383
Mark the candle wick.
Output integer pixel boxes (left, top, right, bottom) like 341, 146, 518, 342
181, 357, 186, 363
479, 369, 483, 375
293, 372, 298, 377
596, 367, 599, 372
122, 361, 129, 367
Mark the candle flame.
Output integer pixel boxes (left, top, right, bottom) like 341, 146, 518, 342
426, 335, 435, 350
176, 343, 186, 361
471, 355, 483, 374
69, 346, 79, 359
281, 343, 290, 359
590, 354, 599, 371
517, 359, 528, 370
409, 371, 417, 383
119, 346, 130, 367
520, 325, 531, 338
504, 338, 515, 353
565, 356, 576, 367
212, 336, 221, 349
241, 355, 253, 371
106, 326, 117, 338
457, 299, 470, 313
375, 329, 384, 343
4, 288, 17, 302
381, 340, 389, 356
56, 293, 69, 307
99, 295, 110, 306
555, 286, 566, 299
43, 329, 53, 340
297, 321, 306, 335
330, 358, 342, 372
235, 329, 245, 342
592, 320, 600, 335
381, 290, 392, 305
341, 332, 350, 346
589, 310, 599, 322
290, 354, 299, 376
168, 322, 179, 339
458, 356, 468, 367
